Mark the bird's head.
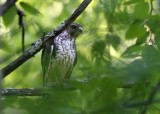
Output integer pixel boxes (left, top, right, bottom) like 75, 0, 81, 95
67, 23, 83, 38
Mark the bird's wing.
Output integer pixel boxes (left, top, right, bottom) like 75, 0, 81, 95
65, 53, 77, 79
41, 44, 54, 85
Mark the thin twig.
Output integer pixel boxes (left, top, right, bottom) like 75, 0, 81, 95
0, 0, 92, 79
150, 0, 153, 15
16, 7, 26, 53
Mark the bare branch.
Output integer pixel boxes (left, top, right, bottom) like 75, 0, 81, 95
0, 0, 92, 79
149, 0, 154, 15
0, 0, 17, 16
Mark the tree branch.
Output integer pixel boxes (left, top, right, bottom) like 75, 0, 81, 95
0, 80, 135, 96
123, 99, 160, 108
0, 0, 92, 79
0, 88, 42, 96
122, 81, 160, 113
0, 0, 17, 16
0, 86, 76, 96
140, 80, 160, 114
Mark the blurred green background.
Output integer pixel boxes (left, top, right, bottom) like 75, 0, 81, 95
1, 0, 160, 114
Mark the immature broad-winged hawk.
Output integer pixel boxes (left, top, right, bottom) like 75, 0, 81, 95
41, 23, 82, 86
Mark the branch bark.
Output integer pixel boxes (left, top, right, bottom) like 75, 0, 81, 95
0, 88, 42, 96
0, 0, 17, 16
0, 86, 76, 96
0, 0, 92, 80
0, 77, 133, 96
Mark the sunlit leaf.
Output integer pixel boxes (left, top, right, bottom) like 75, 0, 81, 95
123, 0, 143, 5
121, 45, 143, 58
133, 2, 149, 19
19, 2, 40, 15
126, 20, 146, 39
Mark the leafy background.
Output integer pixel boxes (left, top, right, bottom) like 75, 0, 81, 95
1, 0, 160, 114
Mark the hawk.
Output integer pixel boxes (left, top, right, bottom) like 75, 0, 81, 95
41, 23, 83, 86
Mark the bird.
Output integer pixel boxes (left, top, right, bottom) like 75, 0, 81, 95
41, 23, 83, 86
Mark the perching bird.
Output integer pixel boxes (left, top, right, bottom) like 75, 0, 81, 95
41, 23, 83, 86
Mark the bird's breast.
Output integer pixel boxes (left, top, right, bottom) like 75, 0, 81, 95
54, 38, 76, 65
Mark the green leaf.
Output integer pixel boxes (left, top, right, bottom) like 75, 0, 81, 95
126, 20, 146, 39
135, 33, 148, 45
121, 45, 143, 58
126, 59, 147, 81
2, 6, 16, 26
147, 15, 160, 34
107, 34, 121, 50
155, 34, 160, 49
19, 2, 40, 15
2, 96, 18, 108
123, 0, 143, 5
133, 2, 149, 19
142, 45, 160, 67
0, 39, 11, 52
91, 40, 106, 57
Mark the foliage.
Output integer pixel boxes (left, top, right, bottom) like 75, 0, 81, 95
1, 0, 160, 114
